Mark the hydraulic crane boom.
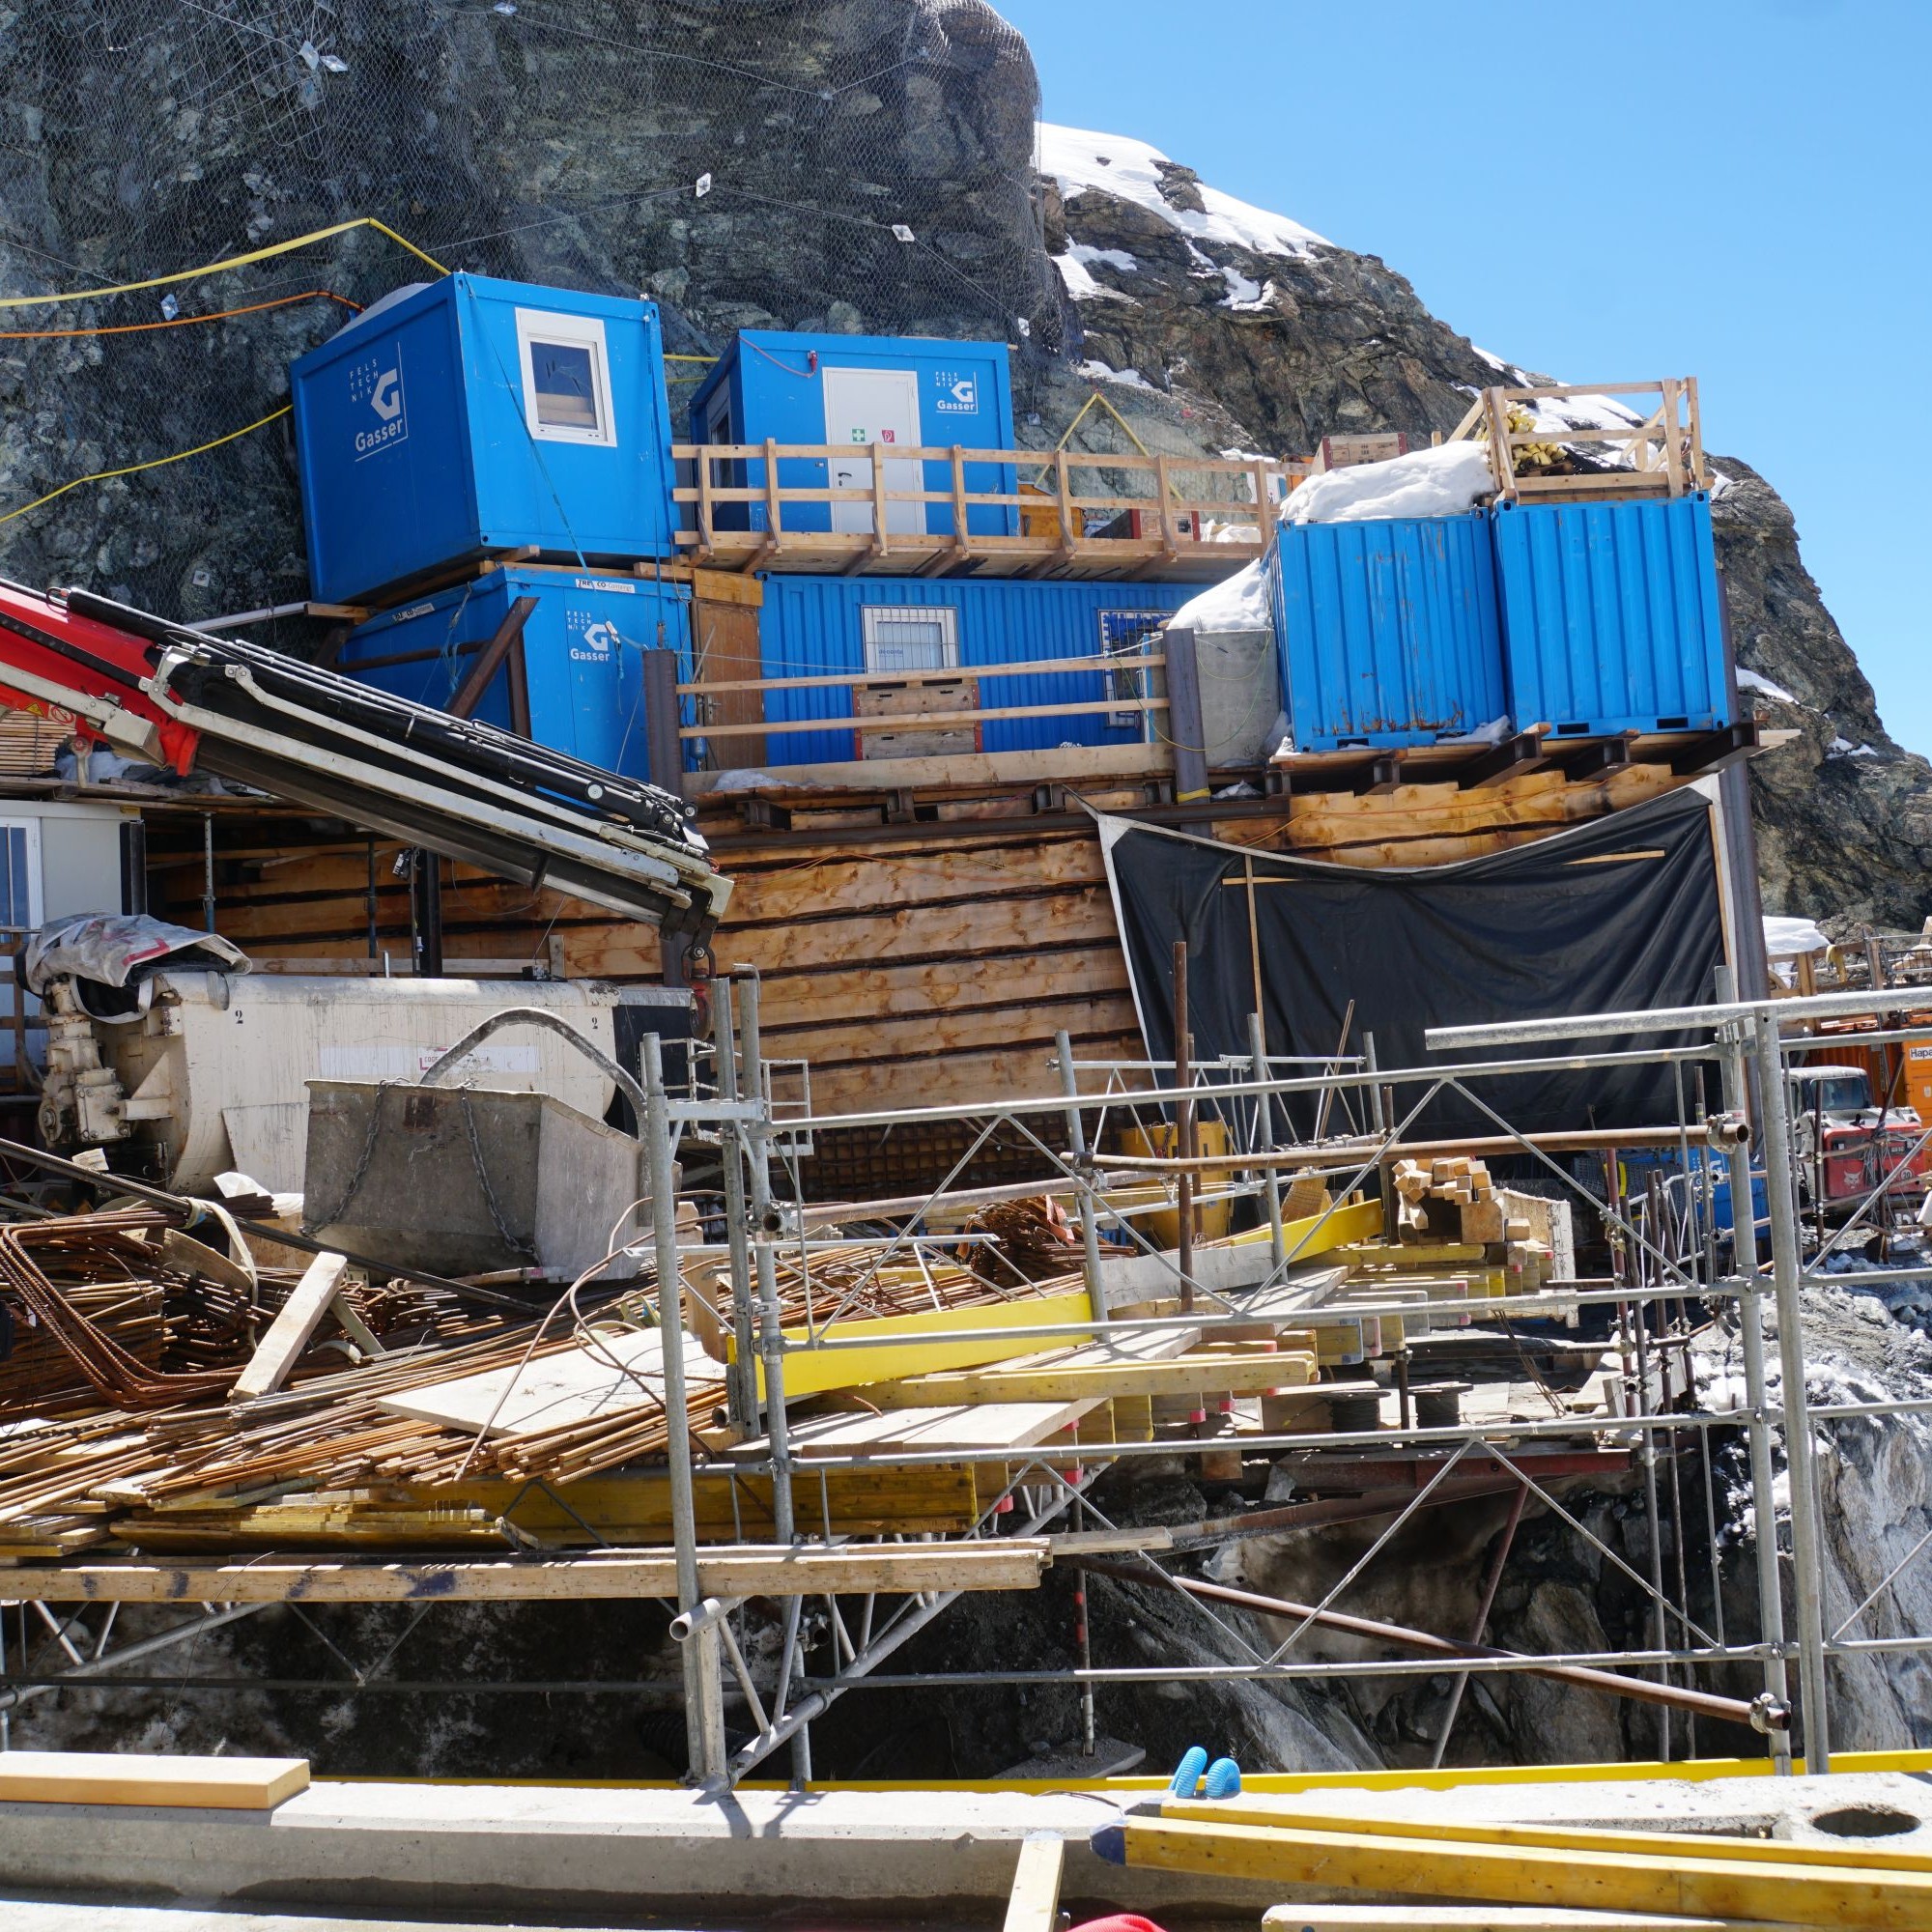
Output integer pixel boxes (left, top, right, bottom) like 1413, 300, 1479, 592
0, 579, 729, 939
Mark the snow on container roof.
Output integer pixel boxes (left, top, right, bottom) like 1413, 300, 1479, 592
1284, 440, 1495, 525
1037, 123, 1328, 259
1168, 558, 1271, 634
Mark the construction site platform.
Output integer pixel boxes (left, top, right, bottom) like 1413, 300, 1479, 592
1, 1762, 1928, 1924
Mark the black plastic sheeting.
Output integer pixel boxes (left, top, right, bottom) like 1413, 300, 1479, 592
1105, 787, 1729, 1139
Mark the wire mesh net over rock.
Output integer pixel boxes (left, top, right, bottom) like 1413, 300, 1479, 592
0, 0, 1062, 617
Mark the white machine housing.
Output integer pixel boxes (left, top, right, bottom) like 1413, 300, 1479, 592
89, 973, 688, 1194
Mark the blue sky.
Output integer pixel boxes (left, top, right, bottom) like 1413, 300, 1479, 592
1000, 0, 1930, 757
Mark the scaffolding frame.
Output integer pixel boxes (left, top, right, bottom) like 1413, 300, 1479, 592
5, 980, 1931, 1791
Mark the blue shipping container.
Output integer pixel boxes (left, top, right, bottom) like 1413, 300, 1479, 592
1492, 494, 1729, 737
292, 275, 678, 605
743, 576, 1202, 766
1268, 515, 1507, 751
688, 330, 1018, 540
338, 568, 690, 780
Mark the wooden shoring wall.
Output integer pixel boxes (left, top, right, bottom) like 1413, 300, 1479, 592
143, 761, 1698, 1182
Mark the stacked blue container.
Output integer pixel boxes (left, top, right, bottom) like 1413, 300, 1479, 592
1266, 494, 1731, 753
1492, 494, 1727, 737
336, 567, 689, 781
745, 578, 1200, 766
689, 330, 1019, 539
291, 274, 692, 781
1268, 514, 1506, 750
292, 275, 680, 604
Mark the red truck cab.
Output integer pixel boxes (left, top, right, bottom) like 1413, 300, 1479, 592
1788, 1062, 1932, 1215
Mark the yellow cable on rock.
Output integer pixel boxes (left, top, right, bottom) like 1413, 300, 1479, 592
0, 217, 447, 310
0, 405, 292, 525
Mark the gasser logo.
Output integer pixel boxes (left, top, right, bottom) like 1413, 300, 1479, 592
567, 607, 622, 664
348, 347, 408, 460
934, 369, 980, 414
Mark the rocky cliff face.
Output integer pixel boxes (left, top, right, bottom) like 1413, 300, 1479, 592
1036, 129, 1932, 928
0, 0, 1922, 923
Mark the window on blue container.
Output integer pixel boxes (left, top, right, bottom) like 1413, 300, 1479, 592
0, 820, 43, 1077
0, 821, 39, 932
514, 308, 615, 448
1099, 611, 1169, 733
862, 607, 957, 674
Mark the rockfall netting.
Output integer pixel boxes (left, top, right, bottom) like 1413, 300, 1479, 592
0, 0, 1063, 621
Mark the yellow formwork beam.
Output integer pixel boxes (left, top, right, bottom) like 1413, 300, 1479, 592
1164, 1793, 1932, 1874
863, 1350, 1318, 1408
1261, 1908, 1825, 1932
732, 1290, 1096, 1398
1096, 1815, 1932, 1930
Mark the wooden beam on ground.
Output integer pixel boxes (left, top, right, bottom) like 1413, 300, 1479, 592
0, 1750, 308, 1809
1094, 1816, 1932, 1931
14, 1541, 1052, 1604
1003, 1832, 1065, 1932
1165, 1796, 1932, 1875
228, 1251, 351, 1400
109, 1465, 986, 1549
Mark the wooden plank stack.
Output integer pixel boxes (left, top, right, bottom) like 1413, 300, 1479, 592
1390, 1157, 1555, 1287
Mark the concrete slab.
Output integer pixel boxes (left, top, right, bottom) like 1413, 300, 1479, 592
0, 1773, 1923, 1922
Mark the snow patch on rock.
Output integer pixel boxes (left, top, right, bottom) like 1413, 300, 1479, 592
1076, 358, 1158, 390
1038, 123, 1328, 260
1738, 666, 1801, 706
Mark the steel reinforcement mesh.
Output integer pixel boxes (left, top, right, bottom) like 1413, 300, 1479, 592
0, 0, 1063, 620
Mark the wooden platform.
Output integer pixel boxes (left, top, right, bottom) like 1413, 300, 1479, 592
8, 1540, 1053, 1603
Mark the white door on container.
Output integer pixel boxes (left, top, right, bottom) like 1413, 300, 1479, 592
823, 366, 924, 535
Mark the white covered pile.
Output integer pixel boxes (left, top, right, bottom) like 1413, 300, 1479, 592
1282, 440, 1495, 526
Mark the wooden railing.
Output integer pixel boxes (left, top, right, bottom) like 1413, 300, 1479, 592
676, 651, 1168, 746
1444, 379, 1707, 500
672, 441, 1302, 578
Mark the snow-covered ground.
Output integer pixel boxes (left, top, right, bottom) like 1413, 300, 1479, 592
1037, 122, 1328, 259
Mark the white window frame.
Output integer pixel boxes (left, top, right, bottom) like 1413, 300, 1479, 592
861, 606, 958, 675
514, 307, 617, 448
0, 817, 44, 936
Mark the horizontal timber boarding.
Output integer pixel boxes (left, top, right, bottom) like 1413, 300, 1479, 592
153, 762, 1711, 1142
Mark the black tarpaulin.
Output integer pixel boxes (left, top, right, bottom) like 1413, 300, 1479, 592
1102, 786, 1729, 1138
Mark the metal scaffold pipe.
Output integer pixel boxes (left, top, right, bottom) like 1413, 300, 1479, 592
1751, 1008, 1833, 1773
1428, 984, 1932, 1050
712, 978, 760, 1435
643, 1032, 726, 1787
1072, 1559, 1782, 1733
1712, 964, 1793, 1775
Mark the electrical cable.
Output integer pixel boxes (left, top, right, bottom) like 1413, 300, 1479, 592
0, 216, 447, 310
0, 404, 292, 527
0, 289, 361, 340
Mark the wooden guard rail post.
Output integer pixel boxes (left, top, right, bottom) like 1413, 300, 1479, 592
1445, 378, 1707, 500
675, 651, 1172, 745
668, 440, 1301, 575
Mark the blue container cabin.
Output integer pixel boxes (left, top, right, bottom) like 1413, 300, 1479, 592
1268, 515, 1507, 751
688, 330, 1019, 542
337, 568, 691, 781
737, 576, 1202, 767
1492, 494, 1729, 738
291, 275, 679, 605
